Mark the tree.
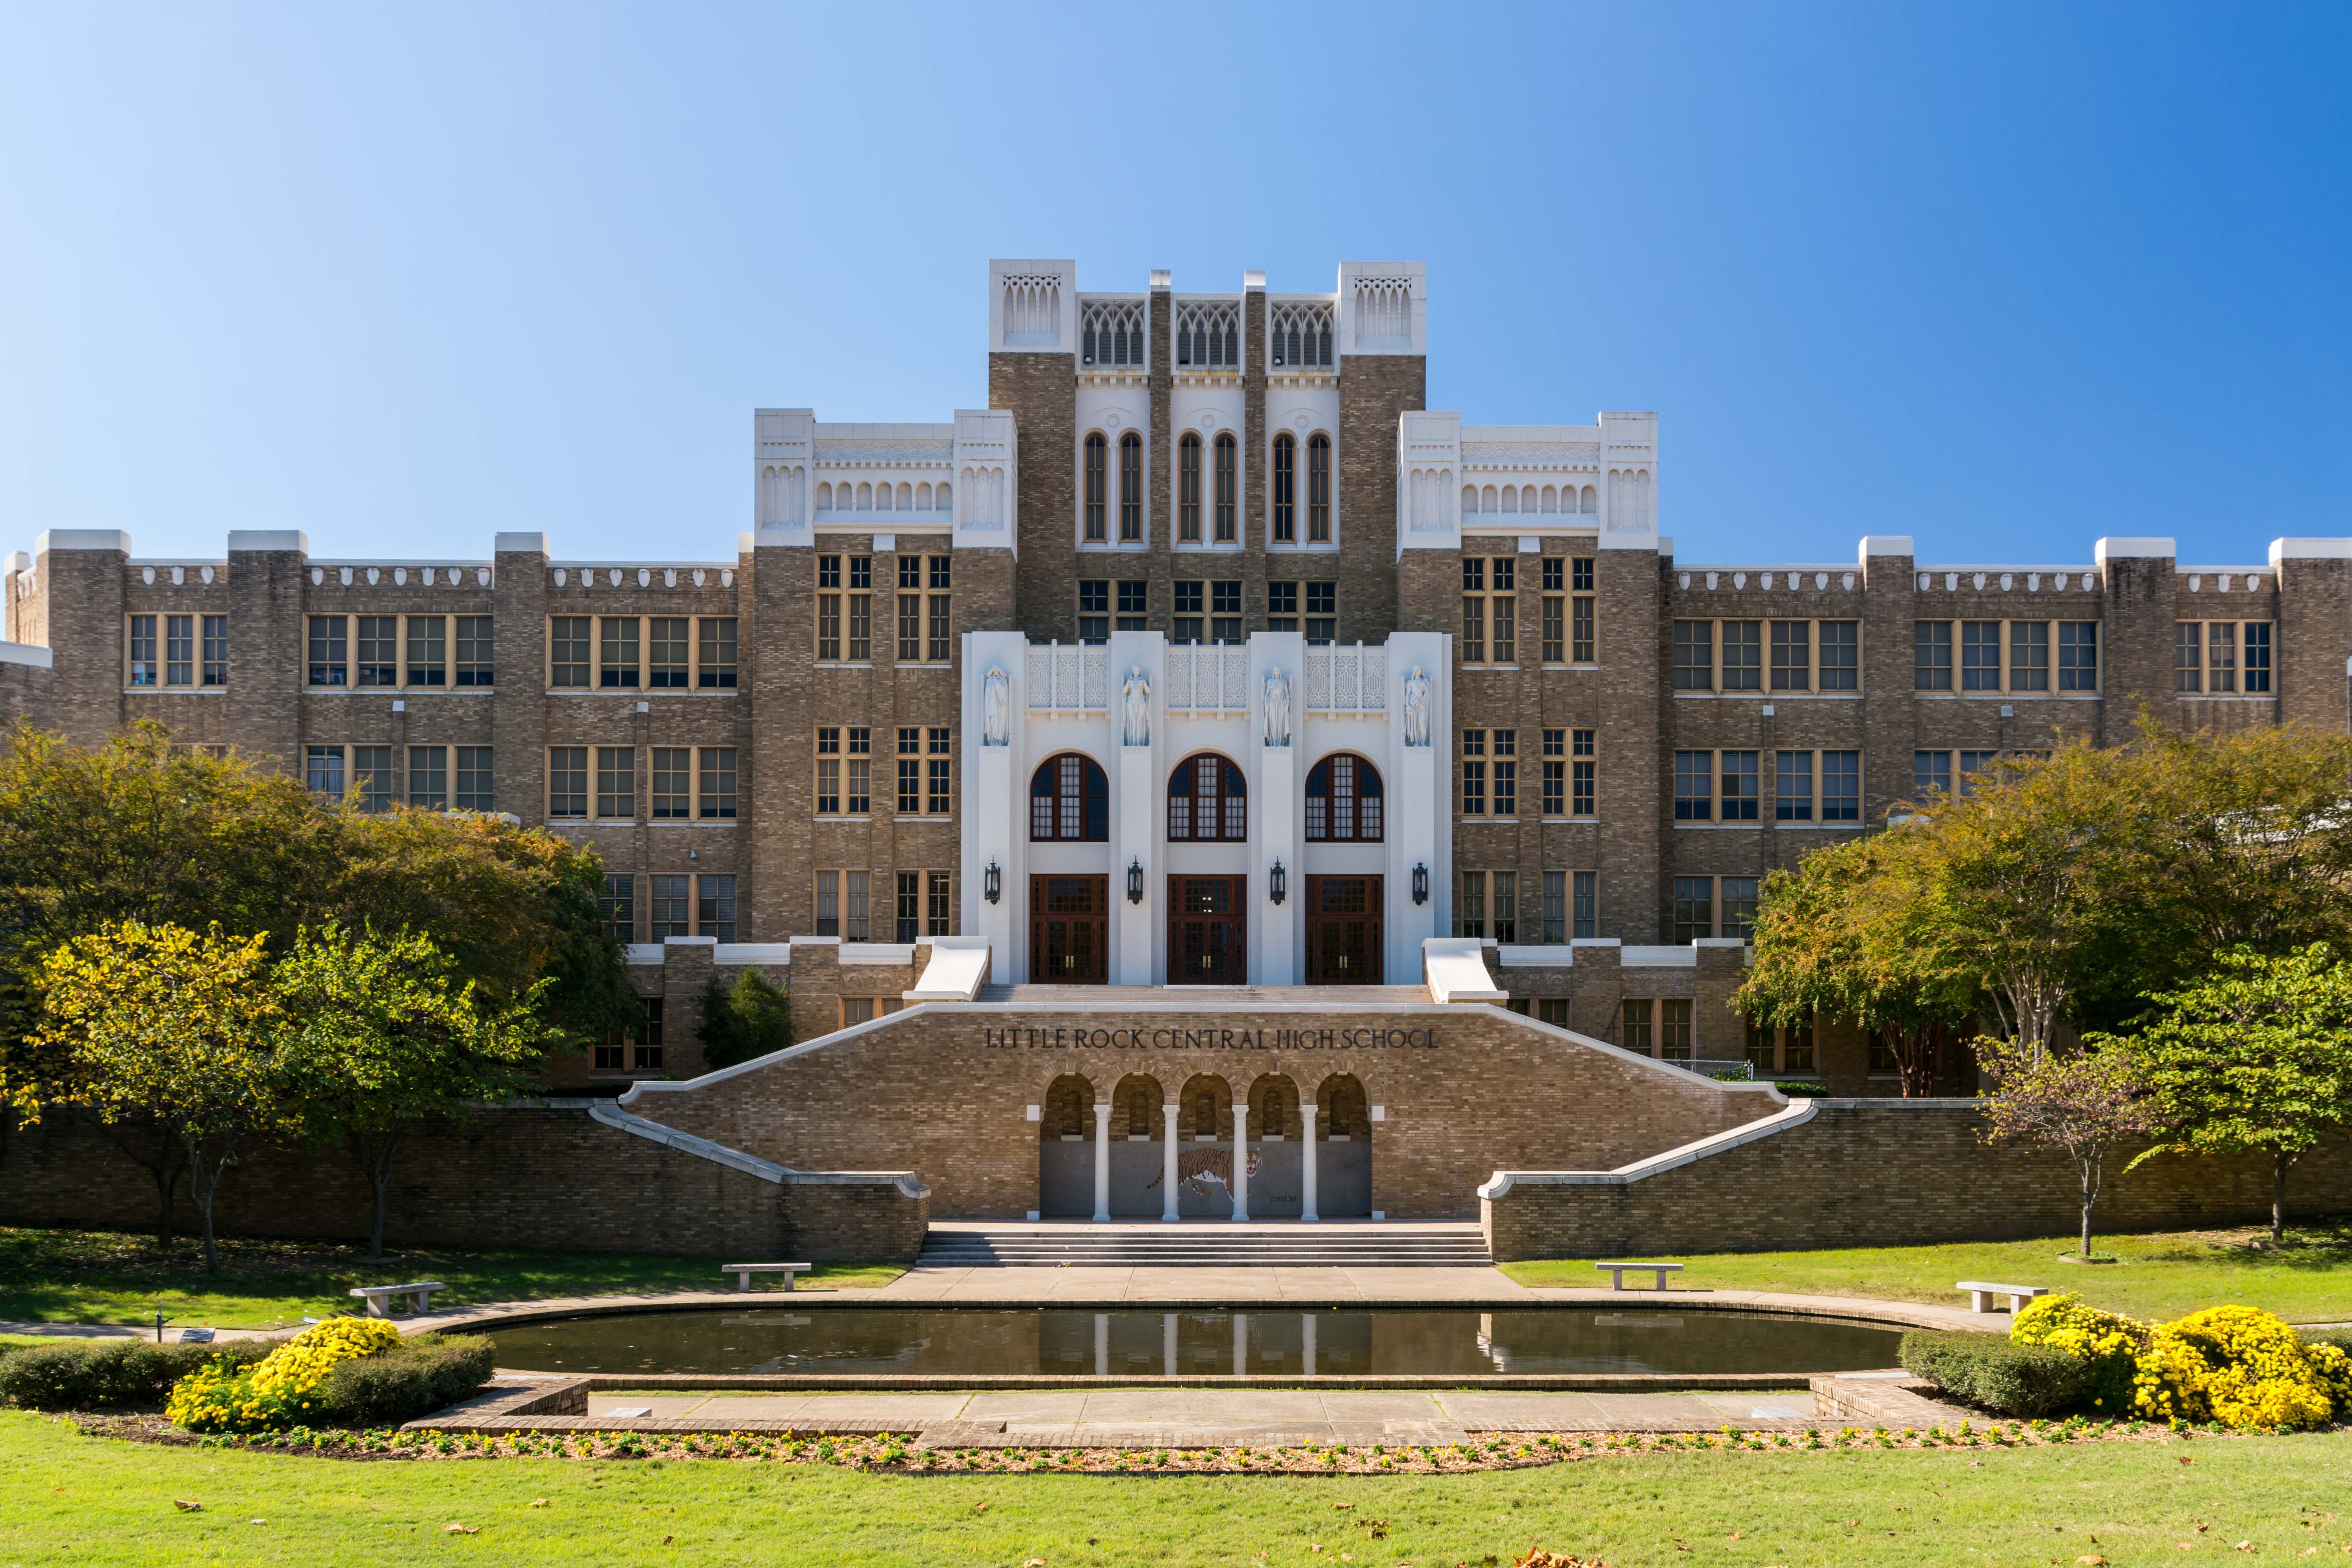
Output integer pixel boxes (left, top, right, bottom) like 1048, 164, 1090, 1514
697, 967, 794, 1071
1976, 1034, 2159, 1259
30, 923, 284, 1272
273, 924, 554, 1257
2122, 943, 2352, 1245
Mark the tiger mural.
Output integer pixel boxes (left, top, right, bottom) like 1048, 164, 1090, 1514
1144, 1145, 1263, 1198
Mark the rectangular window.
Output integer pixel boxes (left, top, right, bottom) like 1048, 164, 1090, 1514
1674, 751, 1712, 821
355, 616, 397, 687
1672, 877, 1714, 943
1573, 556, 1595, 593
1492, 728, 1516, 817
305, 745, 345, 799
1818, 620, 1858, 691
1720, 621, 1761, 691
698, 874, 736, 942
926, 727, 951, 815
1492, 870, 1518, 943
651, 747, 692, 819
1541, 591, 1563, 664
597, 617, 640, 689
1822, 750, 1861, 822
1492, 556, 1515, 663
455, 615, 493, 687
2059, 621, 2098, 691
1541, 728, 1564, 817
1769, 621, 1809, 691
548, 747, 588, 819
927, 870, 953, 936
2207, 621, 2238, 693
2010, 620, 2049, 692
847, 562, 872, 660
549, 617, 589, 688
1747, 1020, 1777, 1075
816, 728, 841, 815
635, 997, 664, 1072
1460, 557, 1516, 664
700, 747, 737, 818
1459, 729, 1486, 816
1961, 621, 2002, 691
2245, 622, 2272, 693
1084, 434, 1107, 541
846, 727, 870, 814
891, 588, 916, 661
1307, 433, 1331, 542
165, 614, 193, 686
1542, 870, 1566, 943
599, 874, 634, 943
2174, 622, 2202, 692
1210, 580, 1241, 645
404, 615, 445, 687
1622, 998, 1653, 1056
897, 730, 921, 814
1774, 750, 1813, 821
1305, 581, 1336, 644
651, 874, 690, 940
1078, 580, 1110, 643
1574, 870, 1598, 939
351, 746, 393, 812
930, 554, 951, 591
1571, 728, 1595, 817
1267, 579, 1297, 633
1660, 999, 1693, 1061
202, 614, 228, 686
1959, 749, 2000, 797
1118, 434, 1142, 542
1213, 434, 1237, 542
817, 554, 841, 660
308, 615, 348, 687
595, 746, 636, 819
1178, 436, 1201, 541
1673, 620, 1713, 691
1914, 620, 1952, 691
1572, 592, 1595, 664
1457, 870, 1486, 939
1173, 580, 1203, 645
1721, 877, 1759, 940
814, 869, 839, 937
1720, 750, 1759, 821
649, 617, 689, 687
844, 869, 869, 941
407, 745, 447, 808
900, 553, 923, 593
895, 869, 921, 942
456, 746, 494, 811
1460, 558, 1485, 664
928, 589, 952, 662
1117, 579, 1147, 631
1782, 1021, 1816, 1073
1914, 749, 1952, 800
1273, 436, 1296, 543
699, 617, 737, 688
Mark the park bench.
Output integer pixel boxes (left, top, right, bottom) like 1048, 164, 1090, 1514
1595, 1261, 1684, 1291
348, 1281, 447, 1318
723, 1262, 814, 1292
1957, 1280, 2049, 1314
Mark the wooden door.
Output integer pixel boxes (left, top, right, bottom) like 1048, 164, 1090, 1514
1167, 875, 1246, 984
1304, 875, 1383, 984
1030, 875, 1108, 984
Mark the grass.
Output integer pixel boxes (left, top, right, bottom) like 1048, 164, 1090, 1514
0, 1227, 905, 1331
4, 1412, 2345, 1566
1499, 1218, 2352, 1323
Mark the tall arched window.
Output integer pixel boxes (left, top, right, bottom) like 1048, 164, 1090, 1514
1213, 432, 1238, 543
1082, 433, 1108, 542
1031, 753, 1110, 841
1168, 753, 1247, 841
1178, 433, 1202, 542
1307, 433, 1331, 541
1271, 432, 1296, 542
1305, 754, 1383, 841
1118, 432, 1143, 542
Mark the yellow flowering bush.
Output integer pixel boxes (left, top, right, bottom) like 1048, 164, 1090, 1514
2010, 1293, 2147, 1413
166, 1317, 402, 1433
2132, 1306, 2343, 1431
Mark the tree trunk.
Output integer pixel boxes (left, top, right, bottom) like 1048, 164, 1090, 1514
101, 1118, 186, 1252
2272, 1150, 2287, 1246
2077, 1144, 2103, 1260
358, 1126, 404, 1260
183, 1132, 228, 1274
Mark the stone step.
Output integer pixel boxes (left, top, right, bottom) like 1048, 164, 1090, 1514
917, 1222, 1494, 1269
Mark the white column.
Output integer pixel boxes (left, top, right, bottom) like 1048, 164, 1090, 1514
1233, 1311, 1248, 1375
1230, 1101, 1250, 1221
1160, 1101, 1181, 1221
1092, 1101, 1112, 1222
1094, 1312, 1109, 1376
1299, 1101, 1320, 1222
1302, 1312, 1317, 1376
1163, 1312, 1178, 1377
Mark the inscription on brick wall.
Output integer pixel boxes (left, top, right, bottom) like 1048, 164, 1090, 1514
980, 1024, 1441, 1051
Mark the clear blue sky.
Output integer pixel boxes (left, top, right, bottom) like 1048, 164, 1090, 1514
2, 2, 2346, 568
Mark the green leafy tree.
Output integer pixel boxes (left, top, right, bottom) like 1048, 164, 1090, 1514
273, 923, 556, 1257
2122, 942, 2352, 1244
1976, 1034, 2159, 1259
697, 967, 794, 1071
30, 922, 285, 1272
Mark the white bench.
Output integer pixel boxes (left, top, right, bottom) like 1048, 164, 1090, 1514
723, 1262, 813, 1292
1957, 1280, 2050, 1314
348, 1281, 447, 1318
1596, 1261, 1684, 1291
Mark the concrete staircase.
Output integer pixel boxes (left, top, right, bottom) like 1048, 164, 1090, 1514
916, 1220, 1494, 1269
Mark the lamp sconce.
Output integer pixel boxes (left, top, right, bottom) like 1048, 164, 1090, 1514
984, 860, 1003, 905
1411, 862, 1429, 905
1126, 858, 1145, 904
1268, 859, 1287, 905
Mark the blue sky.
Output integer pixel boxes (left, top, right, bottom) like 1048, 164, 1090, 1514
2, 2, 2346, 568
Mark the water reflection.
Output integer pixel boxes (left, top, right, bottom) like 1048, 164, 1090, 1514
487, 1307, 1898, 1377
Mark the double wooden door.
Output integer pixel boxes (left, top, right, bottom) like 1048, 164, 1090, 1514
1031, 875, 1108, 984
1168, 875, 1246, 985
1304, 875, 1384, 984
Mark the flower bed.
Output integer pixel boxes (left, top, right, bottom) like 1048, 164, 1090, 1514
166, 1319, 492, 1433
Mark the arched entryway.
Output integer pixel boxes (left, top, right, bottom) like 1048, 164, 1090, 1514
1310, 1072, 1374, 1218
1245, 1073, 1306, 1218
1036, 1072, 1098, 1217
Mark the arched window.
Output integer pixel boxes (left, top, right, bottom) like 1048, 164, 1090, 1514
1271, 433, 1296, 542
1031, 753, 1110, 841
1307, 433, 1331, 541
1213, 432, 1238, 543
1305, 754, 1383, 841
1082, 433, 1107, 542
1168, 753, 1247, 841
1194, 1090, 1218, 1137
1177, 433, 1202, 542
1129, 1086, 1153, 1136
1118, 432, 1143, 542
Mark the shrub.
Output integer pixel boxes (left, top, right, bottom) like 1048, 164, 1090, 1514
310, 1334, 495, 1426
1899, 1329, 2100, 1417
1772, 1081, 1831, 1097
2135, 1306, 2346, 1431
169, 1317, 401, 1433
0, 1338, 270, 1411
2010, 1293, 2146, 1414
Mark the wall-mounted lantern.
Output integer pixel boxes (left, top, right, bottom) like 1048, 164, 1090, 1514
984, 860, 1003, 904
1126, 858, 1145, 904
1411, 862, 1429, 905
1268, 860, 1287, 905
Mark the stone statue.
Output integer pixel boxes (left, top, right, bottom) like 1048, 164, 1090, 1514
982, 665, 1009, 746
1262, 665, 1291, 748
1121, 665, 1151, 747
1402, 665, 1431, 747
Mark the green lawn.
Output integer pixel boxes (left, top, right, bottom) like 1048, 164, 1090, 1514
1499, 1219, 2352, 1323
0, 1227, 904, 1331
4, 1412, 2345, 1566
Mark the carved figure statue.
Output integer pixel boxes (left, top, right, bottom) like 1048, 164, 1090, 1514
1262, 665, 1292, 747
1121, 665, 1151, 747
1402, 665, 1432, 747
982, 665, 1009, 746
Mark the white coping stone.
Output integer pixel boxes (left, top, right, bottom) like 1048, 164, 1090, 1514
1620, 945, 1698, 967
840, 942, 916, 965
1858, 536, 1913, 559
494, 532, 550, 554
1422, 937, 1506, 1003
714, 943, 791, 966
905, 936, 991, 1001
226, 530, 308, 553
35, 529, 133, 554
2093, 536, 2176, 562
0, 641, 54, 669
622, 943, 665, 966
2270, 537, 2352, 562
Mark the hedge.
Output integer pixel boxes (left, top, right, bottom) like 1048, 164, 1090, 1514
1898, 1329, 2098, 1417
0, 1338, 272, 1412
308, 1334, 495, 1426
